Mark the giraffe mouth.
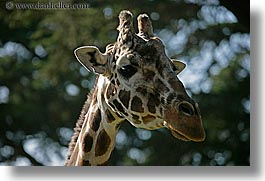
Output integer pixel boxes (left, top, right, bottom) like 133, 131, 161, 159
164, 121, 205, 142
163, 121, 190, 141
170, 129, 190, 141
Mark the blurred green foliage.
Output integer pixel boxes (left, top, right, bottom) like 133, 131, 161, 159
0, 0, 249, 166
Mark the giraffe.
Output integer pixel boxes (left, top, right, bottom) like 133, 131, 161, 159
65, 10, 205, 166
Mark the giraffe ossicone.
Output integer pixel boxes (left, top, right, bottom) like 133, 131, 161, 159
66, 10, 205, 166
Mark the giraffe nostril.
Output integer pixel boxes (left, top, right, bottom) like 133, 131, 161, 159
178, 102, 194, 116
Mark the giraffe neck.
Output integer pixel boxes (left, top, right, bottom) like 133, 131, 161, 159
66, 75, 124, 166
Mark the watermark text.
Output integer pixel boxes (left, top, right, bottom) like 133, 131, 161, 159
6, 1, 90, 10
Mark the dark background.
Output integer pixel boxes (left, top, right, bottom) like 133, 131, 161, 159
0, 0, 249, 166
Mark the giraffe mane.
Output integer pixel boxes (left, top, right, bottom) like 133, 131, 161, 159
65, 77, 99, 164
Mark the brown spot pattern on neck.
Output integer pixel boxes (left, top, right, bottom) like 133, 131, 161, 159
82, 132, 93, 152
95, 129, 111, 157
90, 109, 101, 132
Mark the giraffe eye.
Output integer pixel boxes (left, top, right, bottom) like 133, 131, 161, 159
118, 65, 137, 79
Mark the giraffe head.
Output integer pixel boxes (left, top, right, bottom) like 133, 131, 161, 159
74, 10, 205, 142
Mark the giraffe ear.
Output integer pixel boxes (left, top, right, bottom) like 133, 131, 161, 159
74, 46, 108, 74
172, 59, 186, 75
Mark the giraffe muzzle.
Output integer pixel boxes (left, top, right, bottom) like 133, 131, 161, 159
163, 104, 206, 142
